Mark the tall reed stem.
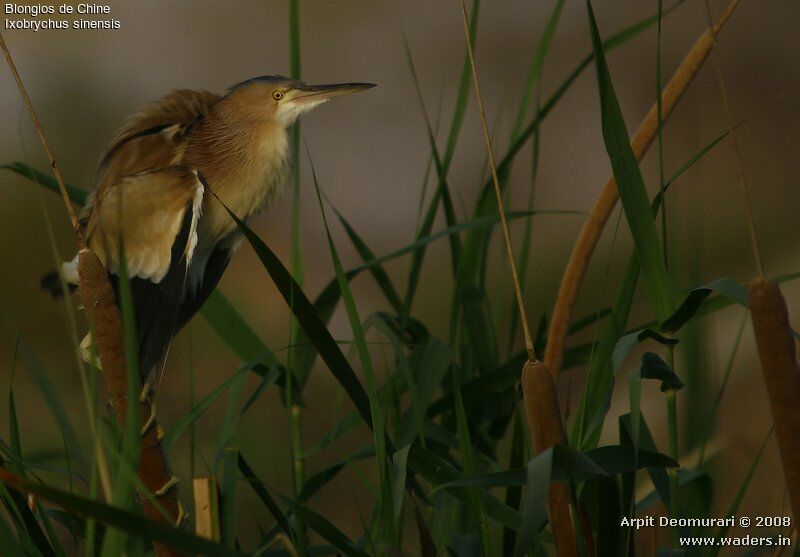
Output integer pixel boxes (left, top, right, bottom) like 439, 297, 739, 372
457, 0, 535, 362
287, 2, 307, 553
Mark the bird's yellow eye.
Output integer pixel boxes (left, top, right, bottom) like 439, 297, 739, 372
272, 91, 284, 101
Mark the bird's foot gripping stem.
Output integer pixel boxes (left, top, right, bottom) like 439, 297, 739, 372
137, 382, 187, 527
153, 476, 187, 527
79, 333, 102, 371
138, 382, 163, 438
137, 474, 188, 527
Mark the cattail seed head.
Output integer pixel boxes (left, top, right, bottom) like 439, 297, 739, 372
521, 360, 576, 557
749, 277, 800, 522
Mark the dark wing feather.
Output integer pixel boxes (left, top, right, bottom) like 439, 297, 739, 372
110, 203, 195, 381
175, 246, 232, 333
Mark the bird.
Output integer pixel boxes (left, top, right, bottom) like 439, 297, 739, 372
42, 75, 376, 381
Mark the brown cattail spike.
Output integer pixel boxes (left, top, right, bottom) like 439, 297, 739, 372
78, 250, 185, 557
521, 360, 576, 557
749, 277, 800, 522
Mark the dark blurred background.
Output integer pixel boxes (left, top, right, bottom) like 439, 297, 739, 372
1, 0, 799, 547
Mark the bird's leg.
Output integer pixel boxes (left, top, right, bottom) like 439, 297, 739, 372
138, 382, 158, 436
138, 382, 185, 527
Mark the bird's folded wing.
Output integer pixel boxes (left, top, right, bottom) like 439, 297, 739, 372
85, 166, 204, 380
86, 166, 203, 283
80, 89, 220, 226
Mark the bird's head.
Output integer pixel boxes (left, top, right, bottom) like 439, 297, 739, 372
226, 75, 376, 128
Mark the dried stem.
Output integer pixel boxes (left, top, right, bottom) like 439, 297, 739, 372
193, 477, 220, 541
0, 33, 84, 248
1, 31, 184, 556
458, 0, 535, 362
702, 0, 765, 278
544, 0, 740, 377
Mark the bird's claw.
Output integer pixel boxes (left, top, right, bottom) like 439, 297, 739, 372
155, 475, 180, 497
139, 382, 152, 402
79, 333, 102, 371
175, 500, 188, 528
140, 399, 157, 436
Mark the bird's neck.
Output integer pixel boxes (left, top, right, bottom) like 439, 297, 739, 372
192, 102, 290, 194
189, 101, 291, 250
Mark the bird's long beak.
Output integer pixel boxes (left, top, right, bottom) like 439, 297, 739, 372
289, 82, 376, 105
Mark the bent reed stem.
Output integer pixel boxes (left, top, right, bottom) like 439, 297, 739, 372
543, 0, 740, 378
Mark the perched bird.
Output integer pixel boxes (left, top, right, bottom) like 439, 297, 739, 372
43, 76, 375, 380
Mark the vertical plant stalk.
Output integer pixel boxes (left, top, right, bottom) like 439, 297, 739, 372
0, 33, 83, 247
286, 2, 307, 553
457, 3, 576, 551
702, 0, 765, 278
0, 32, 185, 556
656, 4, 681, 538
701, 0, 799, 527
521, 361, 577, 557
748, 278, 800, 522
457, 0, 535, 362
543, 0, 740, 378
79, 251, 185, 556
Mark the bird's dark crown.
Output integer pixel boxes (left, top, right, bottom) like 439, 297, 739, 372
228, 75, 299, 92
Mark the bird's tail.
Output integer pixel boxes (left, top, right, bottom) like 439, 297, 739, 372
42, 257, 79, 298
41, 270, 77, 298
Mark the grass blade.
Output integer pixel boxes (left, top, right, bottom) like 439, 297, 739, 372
206, 184, 375, 434
585, 0, 673, 323
220, 447, 238, 548
508, 0, 565, 143
407, 444, 522, 531
307, 157, 394, 547
200, 291, 281, 366
571, 119, 752, 449
0, 468, 244, 556
164, 365, 252, 451
281, 497, 370, 557
237, 453, 292, 538
1, 162, 88, 205
710, 428, 772, 555
462, 1, 686, 311
0, 462, 56, 557
661, 277, 749, 332
333, 206, 404, 315
452, 368, 490, 554
503, 412, 525, 555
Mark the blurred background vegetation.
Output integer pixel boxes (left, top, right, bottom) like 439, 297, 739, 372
1, 0, 800, 554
